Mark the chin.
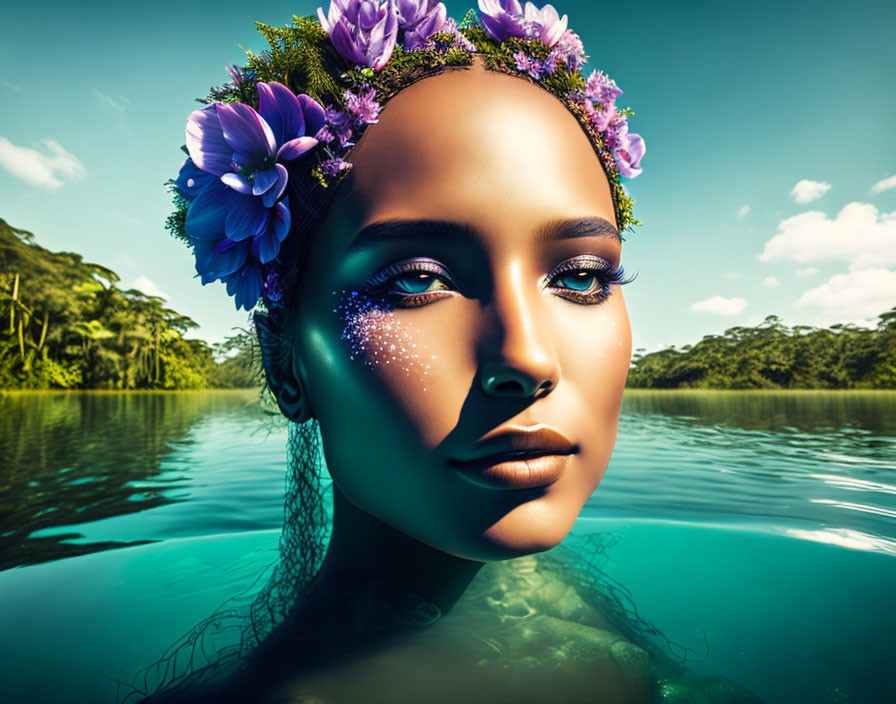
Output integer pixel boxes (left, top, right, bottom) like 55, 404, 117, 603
471, 498, 580, 562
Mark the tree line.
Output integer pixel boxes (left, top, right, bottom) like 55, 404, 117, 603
0, 218, 259, 390
5, 216, 894, 391
627, 310, 896, 389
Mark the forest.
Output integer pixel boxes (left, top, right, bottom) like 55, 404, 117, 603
0, 218, 259, 390
3, 216, 894, 391
627, 310, 896, 389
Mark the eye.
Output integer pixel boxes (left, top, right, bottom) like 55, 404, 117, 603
392, 272, 453, 295
546, 255, 634, 305
365, 258, 458, 308
553, 271, 600, 293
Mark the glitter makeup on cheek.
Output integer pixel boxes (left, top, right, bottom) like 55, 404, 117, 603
334, 289, 435, 391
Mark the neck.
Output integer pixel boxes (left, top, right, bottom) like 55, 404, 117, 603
312, 487, 485, 614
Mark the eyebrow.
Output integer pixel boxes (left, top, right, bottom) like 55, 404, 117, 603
346, 216, 619, 254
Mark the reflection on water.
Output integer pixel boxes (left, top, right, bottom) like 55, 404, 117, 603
1, 390, 895, 571
594, 391, 896, 555
0, 390, 273, 570
620, 389, 896, 435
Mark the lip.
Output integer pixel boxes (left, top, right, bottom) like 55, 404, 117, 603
449, 425, 578, 490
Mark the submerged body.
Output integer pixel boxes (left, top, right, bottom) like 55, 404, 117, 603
200, 549, 761, 704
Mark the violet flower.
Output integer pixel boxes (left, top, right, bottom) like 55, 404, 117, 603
585, 69, 622, 108
224, 64, 252, 88
397, 0, 448, 50
317, 0, 399, 70
512, 51, 556, 79
320, 157, 352, 178
477, 0, 568, 47
344, 87, 381, 123
442, 17, 477, 52
612, 121, 646, 179
318, 87, 382, 148
522, 1, 568, 46
513, 51, 541, 78
264, 271, 283, 303
178, 81, 326, 310
549, 29, 585, 72
584, 99, 617, 134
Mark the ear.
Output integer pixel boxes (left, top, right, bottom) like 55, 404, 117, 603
254, 310, 313, 423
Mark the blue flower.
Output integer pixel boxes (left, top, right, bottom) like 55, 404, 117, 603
177, 82, 326, 310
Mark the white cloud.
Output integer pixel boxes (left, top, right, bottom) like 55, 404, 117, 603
796, 266, 820, 277
795, 268, 896, 326
791, 179, 831, 204
690, 295, 748, 316
0, 137, 86, 190
131, 275, 168, 300
759, 202, 896, 270
762, 276, 780, 288
723, 271, 741, 280
92, 89, 130, 112
737, 204, 750, 218
871, 175, 896, 195
1, 80, 22, 93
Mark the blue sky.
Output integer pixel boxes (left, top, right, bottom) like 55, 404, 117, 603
1, 0, 894, 351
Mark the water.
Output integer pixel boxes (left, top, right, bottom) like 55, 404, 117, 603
0, 390, 894, 703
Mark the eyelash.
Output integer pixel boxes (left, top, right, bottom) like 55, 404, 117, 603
544, 255, 636, 305
365, 256, 634, 308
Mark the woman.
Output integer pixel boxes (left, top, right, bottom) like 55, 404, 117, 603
130, 3, 759, 702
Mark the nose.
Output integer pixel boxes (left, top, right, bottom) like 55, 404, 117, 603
478, 261, 560, 399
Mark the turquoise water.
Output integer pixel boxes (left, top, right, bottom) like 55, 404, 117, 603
0, 390, 894, 702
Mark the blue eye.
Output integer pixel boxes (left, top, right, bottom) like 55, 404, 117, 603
392, 272, 452, 294
554, 271, 598, 292
546, 255, 635, 305
364, 258, 458, 307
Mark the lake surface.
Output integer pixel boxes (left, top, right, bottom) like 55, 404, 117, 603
1, 390, 894, 703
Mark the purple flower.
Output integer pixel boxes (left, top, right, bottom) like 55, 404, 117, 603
612, 121, 645, 179
522, 1, 568, 46
444, 17, 477, 52
397, 0, 448, 50
320, 157, 352, 178
264, 271, 283, 303
585, 69, 622, 108
319, 107, 355, 146
344, 87, 381, 123
224, 64, 252, 87
317, 0, 399, 70
179, 82, 326, 310
513, 50, 557, 79
318, 87, 382, 147
584, 99, 617, 134
477, 0, 526, 42
582, 104, 646, 179
513, 51, 542, 79
549, 29, 585, 72
477, 1, 568, 47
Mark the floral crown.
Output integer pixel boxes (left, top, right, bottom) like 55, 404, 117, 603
170, 1, 646, 311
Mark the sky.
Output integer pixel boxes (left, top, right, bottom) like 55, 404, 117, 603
1, 0, 894, 352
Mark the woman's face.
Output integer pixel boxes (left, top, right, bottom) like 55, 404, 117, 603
292, 62, 631, 562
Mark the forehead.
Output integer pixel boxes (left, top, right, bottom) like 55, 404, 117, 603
321, 62, 617, 250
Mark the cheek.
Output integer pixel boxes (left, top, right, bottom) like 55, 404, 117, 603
333, 291, 475, 448
336, 290, 434, 388
563, 290, 631, 391
554, 290, 631, 460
